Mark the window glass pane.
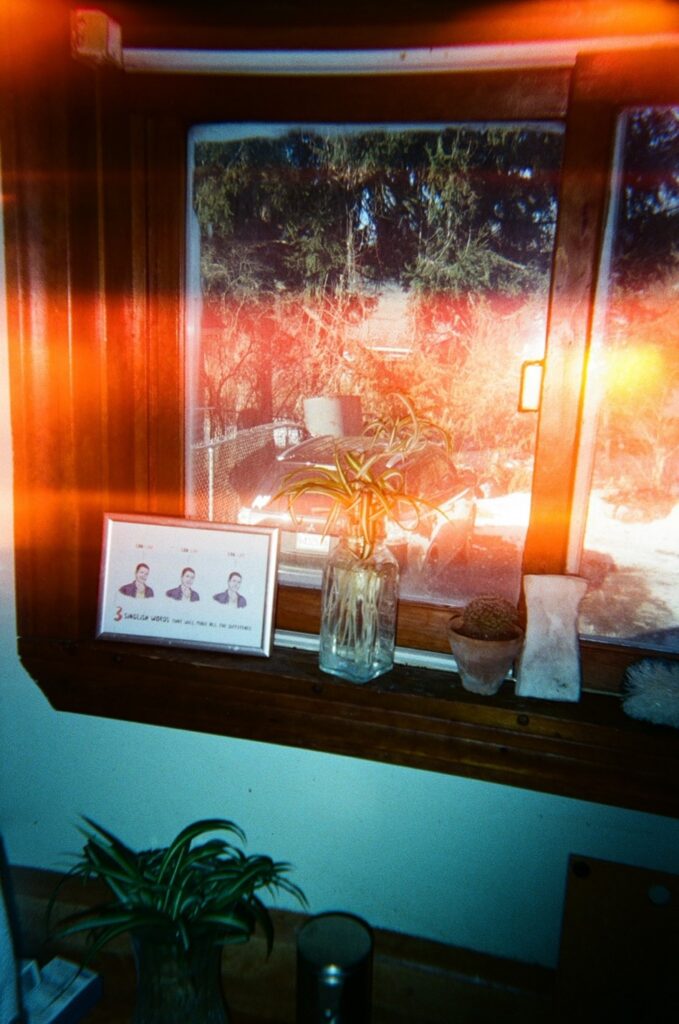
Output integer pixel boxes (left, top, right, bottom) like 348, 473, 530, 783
577, 107, 679, 652
186, 122, 564, 605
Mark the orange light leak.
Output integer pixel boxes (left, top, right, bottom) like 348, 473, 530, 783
594, 281, 678, 404
603, 344, 666, 399
437, 1, 679, 43
580, 313, 677, 639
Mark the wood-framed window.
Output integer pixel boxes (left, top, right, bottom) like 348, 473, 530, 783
3, 5, 678, 816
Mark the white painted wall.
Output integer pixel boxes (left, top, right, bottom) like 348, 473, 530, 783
1, 169, 678, 971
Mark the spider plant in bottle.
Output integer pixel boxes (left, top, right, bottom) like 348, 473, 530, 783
277, 397, 449, 683
48, 817, 306, 1024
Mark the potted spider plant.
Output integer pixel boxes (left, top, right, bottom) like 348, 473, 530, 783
277, 395, 450, 683
49, 817, 306, 1024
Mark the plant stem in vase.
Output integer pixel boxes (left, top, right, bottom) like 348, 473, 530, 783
319, 536, 399, 683
274, 396, 453, 681
132, 931, 229, 1024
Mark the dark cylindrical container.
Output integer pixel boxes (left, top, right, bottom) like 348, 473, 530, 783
296, 912, 373, 1024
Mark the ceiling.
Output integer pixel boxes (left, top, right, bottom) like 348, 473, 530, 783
90, 1, 679, 50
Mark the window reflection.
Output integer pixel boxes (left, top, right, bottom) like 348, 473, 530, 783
577, 107, 679, 652
186, 122, 564, 605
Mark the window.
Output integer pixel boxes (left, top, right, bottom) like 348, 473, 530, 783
5, 15, 679, 815
186, 121, 564, 609
572, 107, 679, 653
183, 78, 679, 662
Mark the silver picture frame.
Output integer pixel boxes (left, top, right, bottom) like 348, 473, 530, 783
97, 513, 279, 656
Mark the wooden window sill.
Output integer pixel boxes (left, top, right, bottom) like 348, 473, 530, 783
18, 633, 679, 819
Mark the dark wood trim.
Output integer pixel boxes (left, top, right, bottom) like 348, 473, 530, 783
523, 57, 616, 574
121, 67, 570, 122
18, 635, 679, 818
95, 0, 679, 51
274, 587, 678, 696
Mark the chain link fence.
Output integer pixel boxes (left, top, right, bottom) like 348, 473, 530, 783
188, 421, 303, 522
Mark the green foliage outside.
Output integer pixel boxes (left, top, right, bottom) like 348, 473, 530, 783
190, 111, 678, 507
191, 123, 563, 457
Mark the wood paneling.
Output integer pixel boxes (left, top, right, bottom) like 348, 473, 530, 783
556, 855, 679, 1022
18, 636, 679, 817
96, 0, 679, 51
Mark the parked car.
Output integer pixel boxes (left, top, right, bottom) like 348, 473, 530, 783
238, 433, 476, 584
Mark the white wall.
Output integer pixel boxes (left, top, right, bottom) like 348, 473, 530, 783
2, 174, 679, 971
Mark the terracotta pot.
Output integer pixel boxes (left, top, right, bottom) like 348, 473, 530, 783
448, 616, 524, 696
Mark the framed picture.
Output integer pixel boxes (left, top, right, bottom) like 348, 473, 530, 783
97, 514, 279, 656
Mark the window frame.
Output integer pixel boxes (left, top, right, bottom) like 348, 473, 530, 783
3, 13, 679, 815
122, 61, 578, 663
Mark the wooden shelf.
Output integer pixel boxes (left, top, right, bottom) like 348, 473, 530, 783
19, 635, 679, 818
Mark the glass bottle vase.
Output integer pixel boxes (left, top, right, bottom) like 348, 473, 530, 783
132, 931, 229, 1024
319, 538, 399, 683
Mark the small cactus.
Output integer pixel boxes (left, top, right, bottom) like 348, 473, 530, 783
460, 594, 519, 641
